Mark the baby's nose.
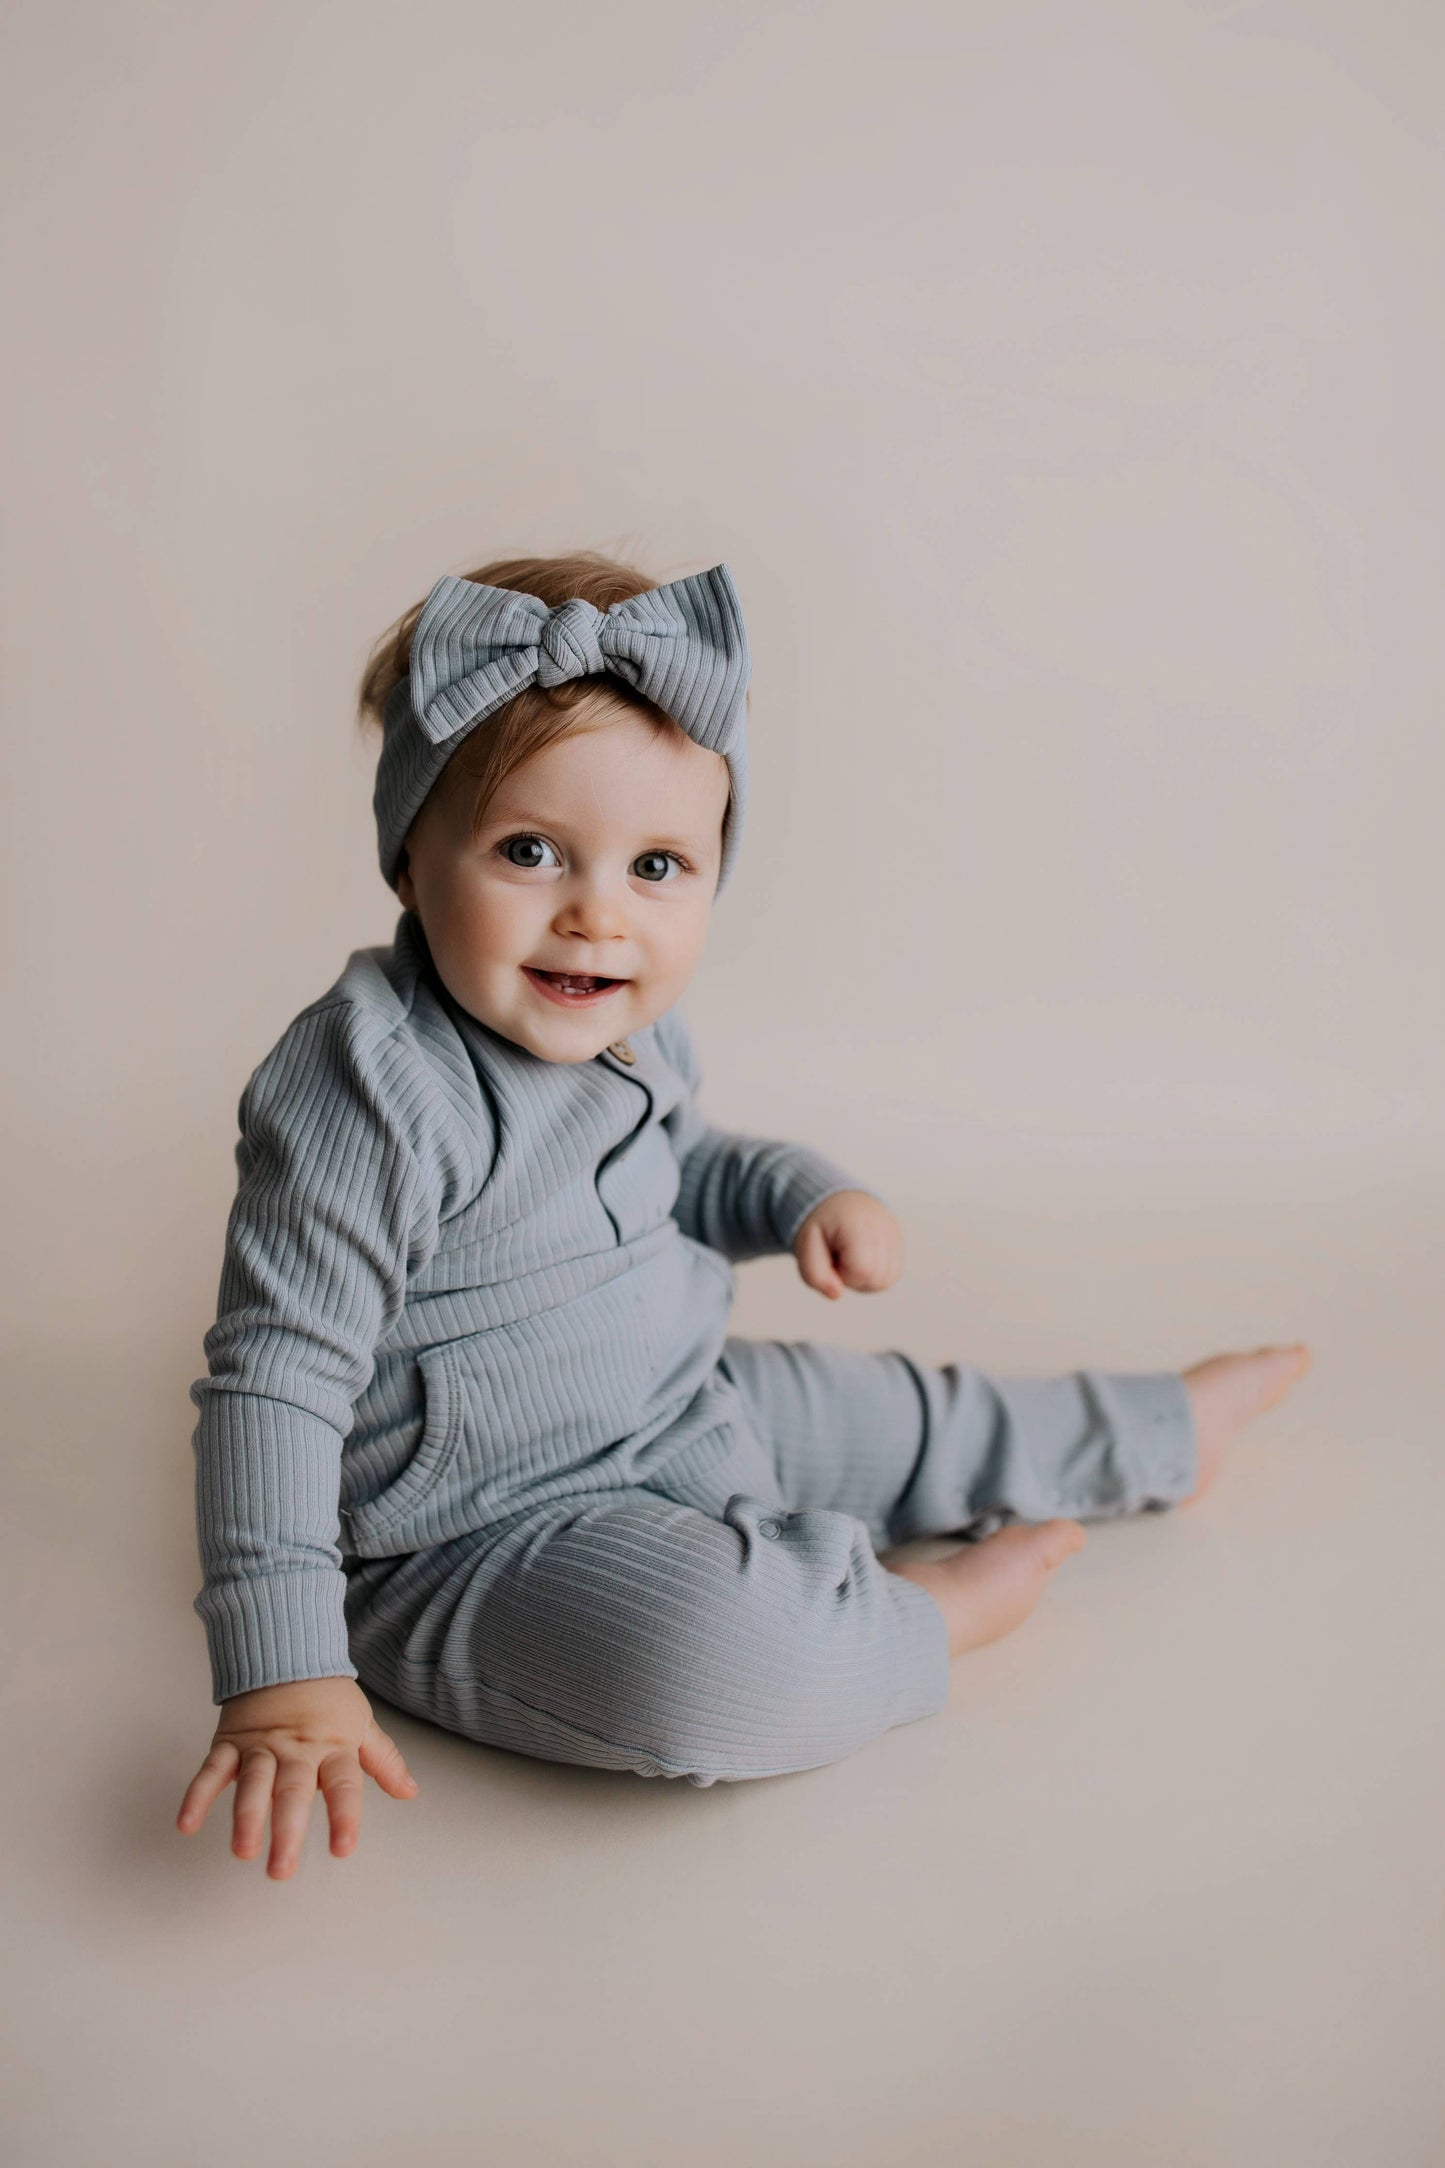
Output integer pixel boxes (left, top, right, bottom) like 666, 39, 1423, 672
557, 886, 630, 942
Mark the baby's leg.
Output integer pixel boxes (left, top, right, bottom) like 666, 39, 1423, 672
342, 1487, 951, 1788
715, 1336, 1311, 1657
901, 1345, 1313, 1653
717, 1335, 1200, 1545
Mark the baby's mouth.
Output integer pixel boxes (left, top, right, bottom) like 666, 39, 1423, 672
523, 966, 628, 1005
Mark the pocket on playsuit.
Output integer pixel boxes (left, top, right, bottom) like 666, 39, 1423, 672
341, 1271, 665, 1552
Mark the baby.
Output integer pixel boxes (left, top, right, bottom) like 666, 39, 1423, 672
175, 550, 1311, 1878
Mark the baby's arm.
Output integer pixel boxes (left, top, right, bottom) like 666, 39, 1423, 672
654, 1004, 885, 1262
189, 998, 428, 1704
178, 999, 435, 1873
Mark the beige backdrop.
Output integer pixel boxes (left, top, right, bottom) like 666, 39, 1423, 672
4, 3, 1442, 2164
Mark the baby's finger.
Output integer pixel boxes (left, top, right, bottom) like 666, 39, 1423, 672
230, 1745, 280, 1862
796, 1221, 843, 1297
175, 1740, 241, 1834
265, 1759, 321, 1880
849, 1241, 894, 1289
316, 1749, 366, 1858
358, 1721, 421, 1801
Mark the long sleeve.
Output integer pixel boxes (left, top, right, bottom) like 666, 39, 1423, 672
655, 1005, 884, 1262
189, 999, 434, 1704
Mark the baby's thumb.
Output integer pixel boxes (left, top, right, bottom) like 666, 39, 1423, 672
359, 1723, 420, 1798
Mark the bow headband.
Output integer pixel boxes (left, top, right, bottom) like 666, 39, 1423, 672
373, 561, 751, 896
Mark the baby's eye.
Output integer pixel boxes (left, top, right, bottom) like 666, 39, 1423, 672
633, 850, 685, 884
500, 832, 561, 869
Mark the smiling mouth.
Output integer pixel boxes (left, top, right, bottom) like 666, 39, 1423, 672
523, 967, 628, 1005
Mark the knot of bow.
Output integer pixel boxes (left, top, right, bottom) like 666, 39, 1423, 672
534, 596, 606, 688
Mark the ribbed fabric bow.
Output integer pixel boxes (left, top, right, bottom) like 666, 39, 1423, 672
373, 562, 751, 896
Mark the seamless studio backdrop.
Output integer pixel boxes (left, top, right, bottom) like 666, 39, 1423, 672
3, 3, 1443, 2165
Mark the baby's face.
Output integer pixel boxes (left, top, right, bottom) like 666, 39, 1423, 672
396, 706, 730, 1063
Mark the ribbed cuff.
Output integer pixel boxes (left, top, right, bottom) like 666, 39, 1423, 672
1093, 1369, 1199, 1514
885, 1569, 954, 1724
195, 1568, 359, 1704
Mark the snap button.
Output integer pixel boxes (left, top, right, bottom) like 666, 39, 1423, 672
758, 1518, 782, 1538
606, 1039, 636, 1064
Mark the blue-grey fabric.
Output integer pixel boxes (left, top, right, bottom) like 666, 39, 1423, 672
189, 909, 1199, 1785
339, 1334, 1197, 1789
373, 563, 751, 895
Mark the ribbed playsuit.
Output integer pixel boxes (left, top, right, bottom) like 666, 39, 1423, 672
189, 909, 1198, 1787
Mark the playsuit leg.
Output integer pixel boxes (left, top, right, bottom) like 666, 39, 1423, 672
342, 1342, 1196, 1790
713, 1335, 1199, 1548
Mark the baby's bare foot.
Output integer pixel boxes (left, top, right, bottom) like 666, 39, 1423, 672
1180, 1342, 1312, 1504
890, 1520, 1088, 1658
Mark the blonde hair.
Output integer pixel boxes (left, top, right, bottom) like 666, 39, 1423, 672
357, 549, 741, 877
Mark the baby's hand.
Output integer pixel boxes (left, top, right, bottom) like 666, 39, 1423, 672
793, 1190, 903, 1300
175, 1676, 420, 1879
